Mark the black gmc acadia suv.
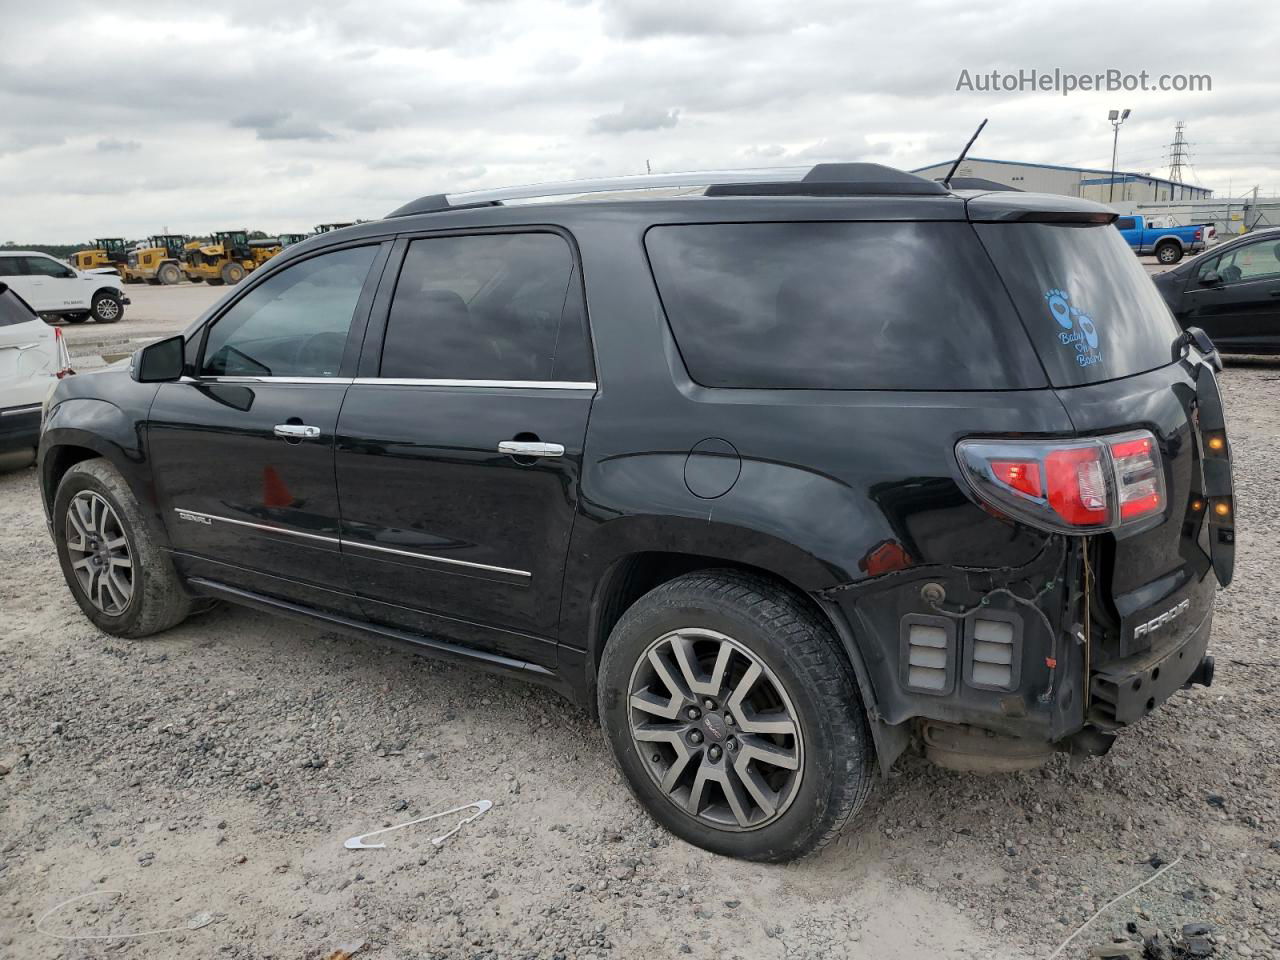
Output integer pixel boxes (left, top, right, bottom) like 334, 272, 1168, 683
38, 163, 1233, 862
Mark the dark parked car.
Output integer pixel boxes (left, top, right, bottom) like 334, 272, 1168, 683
1154, 228, 1280, 354
38, 164, 1232, 862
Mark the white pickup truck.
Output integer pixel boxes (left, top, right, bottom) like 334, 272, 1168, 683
0, 250, 129, 324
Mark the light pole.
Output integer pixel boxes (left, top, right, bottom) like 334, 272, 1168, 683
1108, 108, 1131, 203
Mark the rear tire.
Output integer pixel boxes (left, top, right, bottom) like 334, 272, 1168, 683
597, 570, 875, 862
207, 277, 224, 286
157, 263, 182, 285
221, 262, 245, 284
53, 459, 193, 638
1156, 241, 1182, 264
91, 291, 123, 323
188, 275, 204, 284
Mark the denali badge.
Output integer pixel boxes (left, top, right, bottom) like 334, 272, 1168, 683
1133, 598, 1190, 639
176, 511, 211, 525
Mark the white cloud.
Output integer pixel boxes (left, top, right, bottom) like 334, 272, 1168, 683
0, 0, 1276, 241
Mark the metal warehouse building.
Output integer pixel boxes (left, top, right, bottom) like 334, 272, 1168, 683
911, 157, 1212, 203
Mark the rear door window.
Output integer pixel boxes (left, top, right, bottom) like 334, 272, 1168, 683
0, 256, 24, 277
975, 222, 1181, 387
0, 288, 37, 327
644, 221, 1044, 391
379, 232, 592, 382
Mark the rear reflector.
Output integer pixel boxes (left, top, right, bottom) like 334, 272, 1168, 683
956, 429, 1165, 534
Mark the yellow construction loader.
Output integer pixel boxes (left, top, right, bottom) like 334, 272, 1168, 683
181, 230, 281, 285
120, 235, 188, 285
72, 238, 129, 275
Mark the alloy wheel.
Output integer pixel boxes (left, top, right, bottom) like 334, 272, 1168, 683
627, 628, 804, 831
95, 298, 120, 320
65, 491, 133, 615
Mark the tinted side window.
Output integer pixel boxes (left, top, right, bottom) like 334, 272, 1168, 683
645, 221, 1044, 391
976, 222, 1180, 387
0, 256, 24, 277
201, 245, 377, 378
1195, 254, 1221, 281
1218, 239, 1280, 283
0, 288, 37, 327
380, 233, 591, 382
1114, 218, 1136, 230
23, 257, 72, 278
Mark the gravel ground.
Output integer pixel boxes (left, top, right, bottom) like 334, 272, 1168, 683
1, 363, 1277, 960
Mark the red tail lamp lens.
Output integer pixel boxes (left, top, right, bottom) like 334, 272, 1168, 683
990, 461, 1042, 497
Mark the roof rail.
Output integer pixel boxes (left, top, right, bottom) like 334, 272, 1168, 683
384, 162, 947, 218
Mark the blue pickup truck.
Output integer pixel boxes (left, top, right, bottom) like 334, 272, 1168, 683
1114, 214, 1210, 265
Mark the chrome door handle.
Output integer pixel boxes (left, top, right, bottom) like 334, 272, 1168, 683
274, 424, 321, 440
498, 440, 564, 458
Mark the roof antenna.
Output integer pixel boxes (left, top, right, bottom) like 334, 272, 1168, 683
943, 118, 988, 188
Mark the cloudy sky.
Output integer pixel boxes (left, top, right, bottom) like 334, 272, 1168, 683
3, 0, 1277, 242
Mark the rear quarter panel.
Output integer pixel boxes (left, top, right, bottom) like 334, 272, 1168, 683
558, 209, 1078, 731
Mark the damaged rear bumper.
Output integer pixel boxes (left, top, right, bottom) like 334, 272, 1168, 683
1089, 605, 1213, 728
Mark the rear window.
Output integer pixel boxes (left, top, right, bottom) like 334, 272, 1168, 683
644, 221, 1045, 391
975, 222, 1179, 387
0, 286, 37, 327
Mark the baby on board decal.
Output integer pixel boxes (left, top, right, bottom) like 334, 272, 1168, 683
1044, 288, 1102, 368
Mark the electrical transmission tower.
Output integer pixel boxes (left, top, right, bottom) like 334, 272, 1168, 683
1167, 122, 1189, 183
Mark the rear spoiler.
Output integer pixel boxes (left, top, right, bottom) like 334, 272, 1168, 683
964, 192, 1118, 224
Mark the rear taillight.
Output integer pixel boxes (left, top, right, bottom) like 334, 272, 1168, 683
1194, 228, 1203, 241
956, 430, 1166, 534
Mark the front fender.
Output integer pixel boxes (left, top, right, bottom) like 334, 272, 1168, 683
38, 396, 163, 542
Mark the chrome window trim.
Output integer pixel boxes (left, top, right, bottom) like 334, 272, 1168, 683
178, 376, 595, 390
343, 539, 531, 577
351, 378, 596, 390
180, 376, 354, 385
1, 403, 43, 417
172, 508, 531, 578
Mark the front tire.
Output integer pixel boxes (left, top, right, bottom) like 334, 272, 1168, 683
1155, 241, 1183, 264
53, 459, 193, 638
157, 263, 182, 285
597, 570, 874, 862
221, 262, 245, 284
91, 291, 123, 323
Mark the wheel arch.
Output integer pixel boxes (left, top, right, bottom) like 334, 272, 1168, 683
577, 549, 907, 774
39, 410, 167, 548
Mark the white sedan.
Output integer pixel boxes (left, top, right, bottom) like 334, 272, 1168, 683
0, 250, 130, 324
1, 282, 72, 468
